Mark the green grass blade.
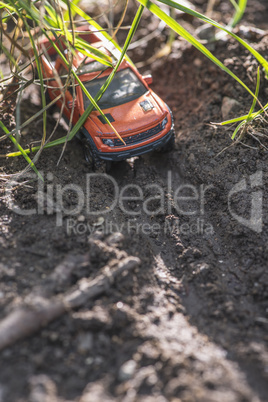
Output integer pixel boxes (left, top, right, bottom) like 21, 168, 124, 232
97, 5, 144, 96
0, 2, 17, 12
63, 0, 80, 22
14, 0, 113, 145
138, 0, 256, 99
228, 0, 240, 12
231, 66, 260, 139
246, 66, 260, 122
0, 42, 18, 70
220, 67, 263, 131
229, 0, 247, 28
14, 0, 40, 22
4, 95, 62, 145
43, 2, 112, 66
7, 5, 145, 156
0, 121, 43, 180
44, 3, 63, 29
43, 3, 112, 66
220, 101, 268, 125
231, 120, 246, 140
45, 4, 144, 145
12, 0, 47, 146
44, 34, 122, 140
155, 0, 268, 75
60, 0, 135, 67
73, 37, 112, 65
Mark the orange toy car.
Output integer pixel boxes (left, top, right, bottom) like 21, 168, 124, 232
39, 26, 175, 171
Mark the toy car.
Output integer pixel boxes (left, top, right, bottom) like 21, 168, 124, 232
39, 26, 175, 171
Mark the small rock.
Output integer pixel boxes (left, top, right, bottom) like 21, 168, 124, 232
32, 353, 45, 366
77, 215, 85, 222
0, 263, 15, 278
95, 356, 103, 365
224, 58, 234, 66
118, 359, 137, 381
199, 263, 210, 272
195, 23, 216, 41
188, 153, 196, 165
29, 375, 58, 402
193, 58, 202, 68
238, 25, 266, 41
89, 230, 105, 241
221, 96, 241, 121
85, 357, 94, 365
93, 217, 104, 227
211, 81, 220, 91
193, 248, 202, 258
49, 332, 59, 342
176, 242, 184, 253
76, 332, 93, 354
106, 232, 124, 246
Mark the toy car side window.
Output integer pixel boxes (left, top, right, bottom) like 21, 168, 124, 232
58, 64, 74, 96
68, 85, 74, 96
58, 65, 67, 85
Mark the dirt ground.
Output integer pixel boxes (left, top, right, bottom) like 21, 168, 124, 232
0, 0, 268, 401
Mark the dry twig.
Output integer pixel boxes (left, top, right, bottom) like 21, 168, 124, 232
0, 256, 140, 351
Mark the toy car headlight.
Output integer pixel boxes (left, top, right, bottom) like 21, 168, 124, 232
161, 116, 168, 130
102, 138, 115, 147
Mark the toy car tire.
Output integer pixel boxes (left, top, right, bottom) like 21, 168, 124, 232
82, 139, 111, 173
45, 90, 56, 112
158, 104, 175, 152
158, 131, 175, 153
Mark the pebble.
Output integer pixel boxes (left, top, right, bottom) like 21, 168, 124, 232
188, 153, 196, 164
93, 217, 104, 227
77, 332, 93, 354
85, 357, 94, 365
0, 263, 15, 278
221, 96, 241, 121
238, 25, 265, 41
49, 332, 59, 342
118, 360, 137, 381
106, 232, 124, 246
195, 23, 216, 41
193, 58, 202, 68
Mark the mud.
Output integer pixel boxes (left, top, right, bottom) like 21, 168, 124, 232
0, 0, 268, 401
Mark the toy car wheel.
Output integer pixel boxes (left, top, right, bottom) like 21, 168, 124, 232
83, 140, 111, 173
104, 160, 112, 172
45, 90, 56, 112
159, 132, 175, 153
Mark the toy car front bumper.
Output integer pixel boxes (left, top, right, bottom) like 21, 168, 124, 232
97, 128, 175, 162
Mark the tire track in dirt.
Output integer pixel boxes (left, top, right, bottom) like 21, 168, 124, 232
107, 150, 266, 401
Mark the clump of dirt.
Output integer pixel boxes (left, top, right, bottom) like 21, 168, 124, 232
0, 0, 268, 401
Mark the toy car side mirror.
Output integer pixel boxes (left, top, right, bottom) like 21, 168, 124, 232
143, 74, 153, 86
67, 99, 78, 109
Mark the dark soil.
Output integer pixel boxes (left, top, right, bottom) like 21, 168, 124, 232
0, 1, 268, 401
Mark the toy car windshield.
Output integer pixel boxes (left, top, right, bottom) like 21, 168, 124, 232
82, 68, 148, 110
77, 59, 107, 74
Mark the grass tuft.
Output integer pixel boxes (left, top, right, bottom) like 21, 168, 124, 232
0, 0, 267, 177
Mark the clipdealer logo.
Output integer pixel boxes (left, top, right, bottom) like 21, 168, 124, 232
228, 170, 263, 233
5, 170, 264, 234
5, 172, 214, 234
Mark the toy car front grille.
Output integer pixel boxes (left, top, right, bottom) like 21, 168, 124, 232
113, 123, 162, 147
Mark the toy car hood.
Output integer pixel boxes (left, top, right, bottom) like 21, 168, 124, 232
87, 93, 166, 136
